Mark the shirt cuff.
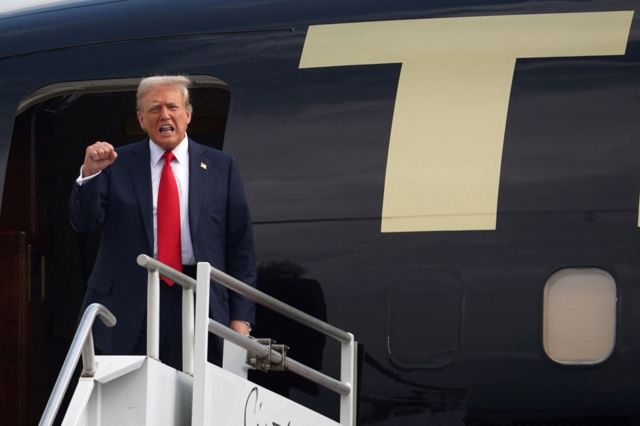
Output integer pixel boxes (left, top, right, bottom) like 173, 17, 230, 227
76, 166, 100, 186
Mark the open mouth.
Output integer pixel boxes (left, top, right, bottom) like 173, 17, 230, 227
159, 124, 175, 135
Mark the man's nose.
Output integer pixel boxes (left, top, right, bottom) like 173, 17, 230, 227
160, 107, 170, 119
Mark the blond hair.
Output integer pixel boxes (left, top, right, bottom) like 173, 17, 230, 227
136, 75, 193, 114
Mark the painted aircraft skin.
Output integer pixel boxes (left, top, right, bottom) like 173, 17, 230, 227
0, 1, 639, 424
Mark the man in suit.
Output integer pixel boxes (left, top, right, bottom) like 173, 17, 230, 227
69, 75, 255, 369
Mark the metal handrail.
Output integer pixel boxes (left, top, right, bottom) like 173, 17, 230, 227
39, 303, 116, 426
208, 267, 352, 344
137, 254, 351, 344
208, 319, 351, 395
136, 255, 196, 290
136, 257, 357, 424
136, 254, 196, 374
190, 261, 358, 425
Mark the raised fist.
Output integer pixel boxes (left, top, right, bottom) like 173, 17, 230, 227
82, 141, 118, 177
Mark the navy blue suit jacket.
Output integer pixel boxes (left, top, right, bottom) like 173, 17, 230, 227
69, 138, 256, 354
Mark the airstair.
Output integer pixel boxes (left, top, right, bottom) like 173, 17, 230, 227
39, 255, 357, 426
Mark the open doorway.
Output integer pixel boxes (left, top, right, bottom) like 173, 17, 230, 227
0, 80, 230, 425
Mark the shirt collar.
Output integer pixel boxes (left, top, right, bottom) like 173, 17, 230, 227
149, 134, 189, 166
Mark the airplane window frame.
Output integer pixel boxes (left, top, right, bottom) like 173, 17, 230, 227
17, 75, 228, 115
386, 265, 464, 370
542, 267, 617, 366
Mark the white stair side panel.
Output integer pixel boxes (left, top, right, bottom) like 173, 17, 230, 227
62, 380, 95, 426
93, 358, 148, 425
62, 356, 147, 425
222, 341, 249, 379
95, 358, 192, 426
203, 363, 340, 426
145, 358, 193, 426
62, 357, 193, 426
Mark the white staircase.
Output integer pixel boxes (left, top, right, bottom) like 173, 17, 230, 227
63, 356, 191, 426
41, 257, 357, 426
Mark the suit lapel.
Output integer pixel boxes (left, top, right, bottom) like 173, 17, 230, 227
188, 139, 204, 255
128, 140, 154, 252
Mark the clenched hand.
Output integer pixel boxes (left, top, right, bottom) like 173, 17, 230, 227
82, 141, 118, 177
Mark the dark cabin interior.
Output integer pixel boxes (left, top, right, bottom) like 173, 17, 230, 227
0, 87, 229, 425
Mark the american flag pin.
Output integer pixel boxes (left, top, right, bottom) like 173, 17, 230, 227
200, 162, 207, 170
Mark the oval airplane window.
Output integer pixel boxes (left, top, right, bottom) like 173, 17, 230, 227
543, 268, 617, 365
387, 266, 464, 369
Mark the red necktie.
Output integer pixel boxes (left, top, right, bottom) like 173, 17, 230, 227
157, 151, 182, 285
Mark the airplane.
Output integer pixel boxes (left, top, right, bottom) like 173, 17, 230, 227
0, 0, 638, 424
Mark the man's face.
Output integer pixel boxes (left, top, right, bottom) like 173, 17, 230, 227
137, 85, 192, 150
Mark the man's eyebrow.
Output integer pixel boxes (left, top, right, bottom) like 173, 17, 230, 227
147, 100, 180, 109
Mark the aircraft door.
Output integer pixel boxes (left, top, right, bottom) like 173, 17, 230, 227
0, 78, 230, 425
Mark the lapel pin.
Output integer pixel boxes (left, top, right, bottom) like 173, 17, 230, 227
200, 162, 207, 170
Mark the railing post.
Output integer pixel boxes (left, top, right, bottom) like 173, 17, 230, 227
340, 333, 357, 426
80, 332, 96, 377
182, 285, 195, 375
147, 268, 160, 360
192, 262, 211, 426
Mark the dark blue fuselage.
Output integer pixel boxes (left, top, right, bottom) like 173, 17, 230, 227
1, 1, 639, 424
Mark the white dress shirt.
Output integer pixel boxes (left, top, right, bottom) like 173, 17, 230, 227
76, 136, 196, 265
